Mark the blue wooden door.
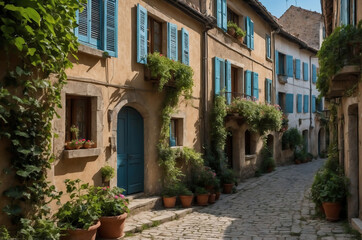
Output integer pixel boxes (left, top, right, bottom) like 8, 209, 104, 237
117, 107, 144, 195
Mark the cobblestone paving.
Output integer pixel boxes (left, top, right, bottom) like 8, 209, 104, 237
125, 160, 359, 240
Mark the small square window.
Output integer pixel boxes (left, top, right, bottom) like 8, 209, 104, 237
170, 118, 183, 147
278, 92, 286, 112
147, 16, 163, 54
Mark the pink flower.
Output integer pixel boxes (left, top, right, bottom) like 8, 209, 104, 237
107, 186, 110, 188
119, 194, 125, 199
114, 196, 119, 199
102, 187, 106, 190
82, 139, 85, 141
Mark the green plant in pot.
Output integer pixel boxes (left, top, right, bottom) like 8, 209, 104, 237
55, 179, 101, 240
101, 165, 115, 184
162, 183, 179, 208
94, 186, 129, 239
221, 168, 236, 194
195, 187, 209, 206
177, 183, 193, 208
235, 28, 246, 41
227, 21, 238, 36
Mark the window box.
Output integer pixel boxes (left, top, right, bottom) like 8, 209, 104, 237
63, 148, 101, 159
144, 66, 176, 87
277, 75, 288, 84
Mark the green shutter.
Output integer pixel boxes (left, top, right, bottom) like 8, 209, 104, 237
226, 60, 231, 104
216, 0, 222, 28
136, 4, 147, 64
222, 0, 227, 31
295, 59, 301, 79
286, 94, 294, 113
304, 95, 309, 113
214, 57, 221, 95
245, 70, 252, 97
253, 72, 259, 100
287, 55, 293, 78
275, 51, 279, 75
167, 22, 178, 61
303, 62, 308, 81
104, 0, 118, 57
312, 64, 317, 83
297, 94, 302, 113
181, 28, 189, 65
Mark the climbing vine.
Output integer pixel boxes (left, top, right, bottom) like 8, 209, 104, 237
0, 0, 82, 237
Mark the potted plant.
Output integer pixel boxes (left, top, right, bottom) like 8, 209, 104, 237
70, 125, 80, 140
101, 165, 115, 184
162, 184, 178, 208
55, 179, 101, 240
221, 168, 235, 194
84, 140, 95, 149
227, 21, 237, 36
177, 184, 193, 208
95, 186, 129, 239
195, 187, 209, 206
235, 28, 246, 42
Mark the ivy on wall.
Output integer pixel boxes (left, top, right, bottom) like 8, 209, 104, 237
0, 0, 82, 237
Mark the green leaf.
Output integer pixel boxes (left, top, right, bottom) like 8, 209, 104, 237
14, 37, 25, 51
25, 25, 35, 35
3, 186, 27, 199
3, 204, 22, 216
14, 130, 29, 138
4, 4, 21, 12
0, 25, 14, 35
24, 7, 41, 25
27, 48, 36, 56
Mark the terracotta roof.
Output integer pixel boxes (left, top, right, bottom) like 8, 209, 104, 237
278, 5, 322, 50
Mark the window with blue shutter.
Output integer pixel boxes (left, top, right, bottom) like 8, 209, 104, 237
181, 28, 189, 65
266, 35, 271, 59
167, 23, 178, 61
318, 98, 323, 111
76, 0, 118, 57
340, 0, 349, 25
214, 57, 225, 95
312, 64, 317, 83
245, 17, 254, 50
252, 72, 259, 100
312, 95, 316, 113
250, 20, 254, 50
303, 95, 309, 113
275, 51, 279, 75
287, 55, 293, 78
226, 60, 232, 104
303, 62, 308, 81
216, 0, 227, 31
222, 0, 227, 31
265, 78, 272, 103
137, 4, 147, 64
295, 59, 301, 79
245, 70, 252, 97
285, 94, 294, 113
297, 94, 302, 113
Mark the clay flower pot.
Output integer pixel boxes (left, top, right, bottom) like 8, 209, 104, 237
215, 192, 221, 200
223, 183, 234, 194
196, 194, 209, 206
163, 196, 176, 208
227, 28, 236, 36
61, 221, 100, 240
98, 213, 128, 239
179, 195, 193, 208
322, 202, 342, 221
208, 193, 216, 204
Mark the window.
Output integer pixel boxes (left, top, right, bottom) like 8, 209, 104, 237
295, 59, 301, 79
312, 64, 317, 83
303, 95, 309, 113
245, 16, 254, 49
231, 66, 238, 98
147, 16, 163, 54
278, 92, 286, 112
76, 0, 118, 57
66, 96, 92, 142
278, 53, 286, 75
170, 118, 183, 147
244, 70, 258, 100
245, 130, 251, 155
265, 78, 272, 103
303, 62, 309, 81
297, 94, 302, 113
266, 34, 271, 59
227, 7, 239, 26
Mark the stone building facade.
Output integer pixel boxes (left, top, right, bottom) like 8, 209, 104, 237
320, 0, 362, 232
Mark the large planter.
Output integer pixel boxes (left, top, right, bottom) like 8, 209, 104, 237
196, 194, 209, 206
322, 202, 342, 221
61, 221, 100, 240
208, 193, 216, 204
98, 213, 128, 239
223, 183, 234, 194
179, 195, 193, 208
163, 196, 177, 208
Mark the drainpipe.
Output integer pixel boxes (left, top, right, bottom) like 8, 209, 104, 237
309, 55, 312, 129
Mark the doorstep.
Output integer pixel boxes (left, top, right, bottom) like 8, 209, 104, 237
128, 196, 162, 216
351, 218, 362, 234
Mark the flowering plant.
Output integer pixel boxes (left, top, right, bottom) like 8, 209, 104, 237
94, 186, 129, 216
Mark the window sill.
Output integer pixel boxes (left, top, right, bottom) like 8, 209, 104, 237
222, 29, 248, 49
266, 57, 273, 63
78, 44, 105, 58
63, 148, 101, 159
170, 146, 183, 149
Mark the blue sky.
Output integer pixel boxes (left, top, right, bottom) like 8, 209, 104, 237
259, 0, 321, 18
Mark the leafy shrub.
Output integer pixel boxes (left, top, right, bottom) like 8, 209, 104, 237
161, 184, 179, 198
177, 184, 193, 196
282, 128, 302, 150
195, 187, 208, 195
18, 218, 60, 240
220, 168, 236, 184
93, 186, 129, 216
101, 165, 115, 182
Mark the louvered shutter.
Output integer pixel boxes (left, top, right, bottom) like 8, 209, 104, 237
136, 4, 147, 64
312, 95, 316, 113
78, 2, 88, 42
304, 95, 309, 113
222, 0, 227, 31
268, 79, 272, 103
167, 22, 178, 61
216, 0, 222, 29
286, 94, 294, 113
181, 28, 189, 65
295, 59, 301, 79
90, 0, 101, 47
297, 94, 302, 113
303, 62, 308, 81
253, 72, 259, 100
266, 35, 271, 58
214, 57, 221, 95
287, 55, 293, 78
104, 0, 117, 57
265, 78, 271, 103
250, 19, 254, 50
225, 60, 232, 104
275, 51, 279, 75
245, 70, 252, 97
245, 17, 251, 49
312, 64, 317, 83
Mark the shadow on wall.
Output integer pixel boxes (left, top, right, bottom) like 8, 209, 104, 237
54, 155, 98, 176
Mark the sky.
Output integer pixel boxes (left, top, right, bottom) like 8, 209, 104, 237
258, 0, 321, 18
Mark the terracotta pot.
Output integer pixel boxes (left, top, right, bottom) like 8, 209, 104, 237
295, 160, 301, 164
98, 213, 127, 239
237, 36, 243, 43
65, 142, 74, 150
83, 144, 93, 149
61, 221, 100, 240
223, 183, 234, 194
196, 194, 209, 206
208, 193, 216, 204
323, 202, 342, 221
215, 192, 221, 200
227, 28, 236, 36
75, 144, 82, 149
163, 196, 176, 208
205, 185, 214, 192
180, 195, 193, 208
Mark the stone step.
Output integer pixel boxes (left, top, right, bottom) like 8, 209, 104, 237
127, 196, 162, 216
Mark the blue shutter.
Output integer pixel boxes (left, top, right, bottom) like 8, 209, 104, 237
245, 17, 251, 49
226, 60, 231, 104
136, 4, 147, 64
340, 0, 348, 25
90, 0, 101, 47
265, 78, 272, 103
287, 55, 293, 78
181, 28, 189, 65
104, 0, 117, 57
266, 35, 271, 58
295, 59, 301, 79
312, 95, 316, 113
169, 122, 176, 147
304, 95, 309, 113
253, 72, 259, 100
268, 79, 272, 103
286, 94, 294, 113
318, 98, 323, 111
167, 22, 178, 61
216, 0, 222, 28
245, 70, 252, 97
78, 3, 88, 42
303, 62, 308, 81
312, 64, 317, 83
297, 94, 302, 113
275, 51, 279, 75
250, 19, 254, 50
222, 0, 227, 31
214, 57, 221, 95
